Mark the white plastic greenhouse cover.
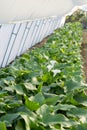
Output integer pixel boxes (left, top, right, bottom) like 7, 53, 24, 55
0, 0, 87, 68
0, 0, 87, 24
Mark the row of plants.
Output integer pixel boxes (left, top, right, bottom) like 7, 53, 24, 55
0, 22, 87, 130
66, 9, 87, 29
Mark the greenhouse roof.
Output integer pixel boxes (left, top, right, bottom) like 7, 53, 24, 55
0, 0, 87, 24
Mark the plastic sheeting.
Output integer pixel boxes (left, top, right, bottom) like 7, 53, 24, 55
0, 0, 87, 24
0, 16, 65, 67
80, 4, 87, 11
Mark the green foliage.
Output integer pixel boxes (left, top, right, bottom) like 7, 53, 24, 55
66, 9, 87, 29
0, 122, 7, 130
66, 10, 85, 23
0, 22, 86, 130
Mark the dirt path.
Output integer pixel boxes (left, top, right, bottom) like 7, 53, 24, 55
30, 37, 48, 50
81, 30, 87, 82
81, 43, 87, 82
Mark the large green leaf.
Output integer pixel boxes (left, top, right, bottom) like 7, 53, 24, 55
74, 92, 87, 107
37, 105, 77, 127
44, 93, 65, 105
0, 113, 19, 127
14, 85, 27, 95
25, 96, 40, 111
54, 104, 76, 111
36, 104, 50, 116
42, 83, 57, 92
21, 114, 30, 130
30, 92, 45, 105
42, 113, 76, 127
65, 79, 83, 92
0, 122, 7, 130
67, 107, 87, 123
70, 123, 87, 130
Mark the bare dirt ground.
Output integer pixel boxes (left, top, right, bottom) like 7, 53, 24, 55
30, 37, 48, 50
81, 43, 87, 82
81, 30, 87, 82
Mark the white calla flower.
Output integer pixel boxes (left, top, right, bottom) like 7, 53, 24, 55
52, 69, 61, 77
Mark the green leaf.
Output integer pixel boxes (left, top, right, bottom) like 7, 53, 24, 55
45, 96, 61, 105
74, 92, 87, 107
3, 86, 14, 92
54, 104, 76, 111
67, 107, 87, 123
31, 77, 39, 85
30, 92, 45, 105
24, 83, 37, 91
36, 104, 50, 116
42, 113, 76, 127
37, 105, 76, 127
65, 79, 82, 92
42, 83, 57, 92
25, 96, 40, 111
0, 122, 7, 130
0, 113, 19, 127
14, 85, 27, 95
71, 123, 87, 130
21, 114, 30, 130
42, 73, 52, 83
44, 93, 64, 105
15, 120, 25, 130
0, 110, 6, 114
0, 91, 8, 98
17, 106, 37, 123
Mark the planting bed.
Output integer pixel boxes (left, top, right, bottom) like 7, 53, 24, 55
0, 22, 87, 130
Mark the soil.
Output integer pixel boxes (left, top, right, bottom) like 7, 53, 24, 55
29, 37, 48, 50
81, 43, 87, 82
81, 29, 87, 82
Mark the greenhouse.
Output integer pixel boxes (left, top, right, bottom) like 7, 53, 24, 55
0, 0, 87, 130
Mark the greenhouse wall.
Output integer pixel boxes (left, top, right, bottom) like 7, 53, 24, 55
0, 16, 65, 68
